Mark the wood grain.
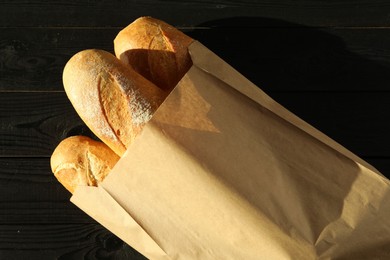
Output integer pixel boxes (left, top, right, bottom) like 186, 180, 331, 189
0, 154, 388, 225
0, 28, 115, 91
1, 0, 390, 28
0, 224, 146, 260
1, 1, 390, 258
1, 91, 388, 160
0, 157, 90, 224
0, 92, 96, 156
2, 27, 390, 92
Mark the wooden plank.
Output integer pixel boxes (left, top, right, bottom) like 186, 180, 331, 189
0, 201, 94, 224
1, 0, 390, 28
0, 157, 70, 202
0, 92, 96, 157
0, 224, 146, 260
0, 91, 389, 160
2, 27, 390, 92
0, 155, 387, 225
0, 157, 92, 224
1, 2, 388, 259
0, 28, 115, 91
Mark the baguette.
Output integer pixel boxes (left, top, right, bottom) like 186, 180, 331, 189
50, 136, 120, 194
55, 17, 193, 193
63, 49, 166, 156
114, 16, 193, 92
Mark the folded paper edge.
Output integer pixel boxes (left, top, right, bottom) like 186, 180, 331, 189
71, 186, 171, 260
187, 40, 385, 179
69, 40, 388, 259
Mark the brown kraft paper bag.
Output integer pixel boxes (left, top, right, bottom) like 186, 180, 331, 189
71, 41, 390, 259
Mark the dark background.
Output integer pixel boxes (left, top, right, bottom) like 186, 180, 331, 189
1, 1, 389, 259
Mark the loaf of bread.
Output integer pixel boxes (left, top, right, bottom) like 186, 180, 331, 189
51, 136, 120, 194
114, 16, 193, 92
63, 49, 166, 156
53, 17, 193, 193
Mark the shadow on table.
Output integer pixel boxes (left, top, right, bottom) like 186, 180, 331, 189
187, 16, 390, 93
187, 16, 389, 177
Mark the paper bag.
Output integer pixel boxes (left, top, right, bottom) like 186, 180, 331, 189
71, 41, 390, 259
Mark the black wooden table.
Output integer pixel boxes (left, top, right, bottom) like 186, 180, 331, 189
1, 1, 389, 259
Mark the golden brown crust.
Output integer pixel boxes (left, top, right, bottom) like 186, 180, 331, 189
114, 16, 193, 92
50, 136, 120, 194
63, 49, 166, 156
56, 17, 193, 193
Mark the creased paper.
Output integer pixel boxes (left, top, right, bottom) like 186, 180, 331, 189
72, 41, 390, 259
